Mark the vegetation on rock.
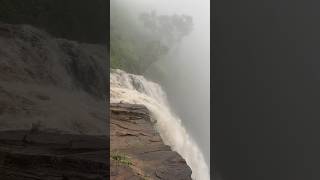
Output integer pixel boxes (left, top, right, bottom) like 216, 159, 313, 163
111, 152, 133, 166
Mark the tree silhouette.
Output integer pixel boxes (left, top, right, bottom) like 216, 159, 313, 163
139, 11, 193, 46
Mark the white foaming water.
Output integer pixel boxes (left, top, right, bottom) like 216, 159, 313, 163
110, 69, 210, 180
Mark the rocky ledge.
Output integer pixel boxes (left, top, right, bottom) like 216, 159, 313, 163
110, 103, 192, 180
0, 130, 108, 180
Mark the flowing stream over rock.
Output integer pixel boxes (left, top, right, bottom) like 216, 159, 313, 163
110, 69, 210, 180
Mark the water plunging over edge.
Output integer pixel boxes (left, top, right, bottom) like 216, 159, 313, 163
110, 69, 210, 180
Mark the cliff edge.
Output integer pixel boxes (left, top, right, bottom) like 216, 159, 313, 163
110, 103, 192, 180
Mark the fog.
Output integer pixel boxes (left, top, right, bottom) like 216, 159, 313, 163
142, 0, 210, 167
111, 0, 210, 177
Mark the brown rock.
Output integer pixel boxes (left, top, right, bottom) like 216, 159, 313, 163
110, 103, 192, 180
0, 130, 109, 180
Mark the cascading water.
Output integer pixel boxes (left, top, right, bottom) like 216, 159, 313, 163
110, 69, 210, 180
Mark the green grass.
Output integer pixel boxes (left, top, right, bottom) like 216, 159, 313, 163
111, 152, 133, 166
140, 175, 150, 180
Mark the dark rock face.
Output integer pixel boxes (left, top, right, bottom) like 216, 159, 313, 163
0, 130, 109, 180
110, 103, 192, 180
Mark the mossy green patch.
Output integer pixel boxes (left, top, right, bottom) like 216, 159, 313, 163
111, 152, 133, 166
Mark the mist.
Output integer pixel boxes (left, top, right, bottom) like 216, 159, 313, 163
111, 0, 210, 178
139, 0, 210, 166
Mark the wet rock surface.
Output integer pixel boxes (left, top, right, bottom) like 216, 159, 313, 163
110, 103, 192, 180
0, 130, 108, 180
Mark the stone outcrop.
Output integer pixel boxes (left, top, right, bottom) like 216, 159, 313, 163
110, 103, 192, 180
0, 130, 109, 180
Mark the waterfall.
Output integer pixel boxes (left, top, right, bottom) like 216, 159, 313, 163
110, 69, 210, 180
